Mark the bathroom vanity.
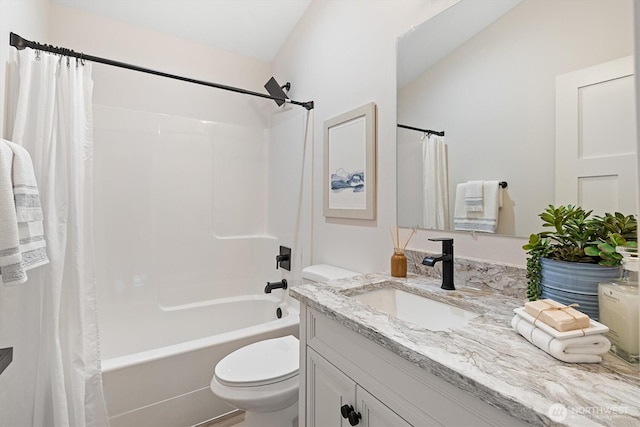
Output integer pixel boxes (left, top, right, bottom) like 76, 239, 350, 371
290, 273, 640, 426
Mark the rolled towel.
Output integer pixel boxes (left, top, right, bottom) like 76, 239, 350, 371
511, 314, 610, 363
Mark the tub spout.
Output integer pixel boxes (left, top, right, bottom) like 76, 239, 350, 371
265, 279, 288, 293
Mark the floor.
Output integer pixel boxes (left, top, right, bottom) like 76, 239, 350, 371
198, 411, 244, 427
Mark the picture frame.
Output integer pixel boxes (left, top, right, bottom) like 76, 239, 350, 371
323, 102, 377, 219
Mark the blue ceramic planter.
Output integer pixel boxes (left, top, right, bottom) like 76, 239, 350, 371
539, 258, 621, 321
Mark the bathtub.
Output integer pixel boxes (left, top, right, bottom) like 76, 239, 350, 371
100, 294, 299, 427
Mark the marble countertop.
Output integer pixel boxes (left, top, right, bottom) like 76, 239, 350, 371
290, 273, 640, 427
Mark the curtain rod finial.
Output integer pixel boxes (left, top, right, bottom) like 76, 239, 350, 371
10, 32, 28, 50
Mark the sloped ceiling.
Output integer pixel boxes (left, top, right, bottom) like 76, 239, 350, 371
51, 0, 312, 62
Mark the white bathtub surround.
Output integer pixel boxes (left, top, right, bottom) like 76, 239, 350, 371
93, 105, 305, 309
101, 295, 299, 427
290, 273, 640, 426
0, 49, 108, 426
92, 99, 311, 425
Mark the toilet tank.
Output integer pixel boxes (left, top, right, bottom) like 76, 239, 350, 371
301, 264, 360, 284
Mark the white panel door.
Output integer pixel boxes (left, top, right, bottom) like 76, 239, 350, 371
555, 56, 636, 215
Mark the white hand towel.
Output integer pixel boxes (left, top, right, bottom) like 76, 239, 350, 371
511, 314, 610, 363
0, 141, 23, 284
10, 141, 43, 223
464, 180, 484, 212
454, 181, 501, 233
0, 139, 49, 286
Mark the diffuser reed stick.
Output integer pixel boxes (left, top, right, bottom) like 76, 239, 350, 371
402, 228, 416, 251
390, 227, 416, 250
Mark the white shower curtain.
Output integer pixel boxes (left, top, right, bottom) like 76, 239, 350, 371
422, 134, 450, 230
0, 49, 108, 426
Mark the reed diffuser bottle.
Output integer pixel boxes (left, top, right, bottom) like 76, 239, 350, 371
390, 227, 415, 278
391, 248, 407, 277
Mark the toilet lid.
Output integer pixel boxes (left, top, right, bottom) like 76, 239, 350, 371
215, 335, 299, 387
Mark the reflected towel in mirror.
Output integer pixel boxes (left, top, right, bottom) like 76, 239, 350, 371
453, 180, 501, 233
464, 180, 484, 212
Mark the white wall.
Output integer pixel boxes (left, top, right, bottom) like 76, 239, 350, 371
0, 0, 50, 138
48, 3, 272, 127
398, 0, 633, 237
273, 0, 528, 271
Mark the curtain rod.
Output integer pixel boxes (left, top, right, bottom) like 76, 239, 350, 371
397, 124, 444, 137
9, 32, 314, 111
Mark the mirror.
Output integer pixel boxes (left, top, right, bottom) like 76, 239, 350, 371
397, 0, 636, 237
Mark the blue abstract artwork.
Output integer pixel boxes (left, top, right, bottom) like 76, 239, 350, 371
330, 168, 365, 193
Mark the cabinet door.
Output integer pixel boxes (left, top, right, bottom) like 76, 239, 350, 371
307, 348, 356, 427
357, 386, 412, 427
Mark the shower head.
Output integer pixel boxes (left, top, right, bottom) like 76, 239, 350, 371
264, 77, 290, 106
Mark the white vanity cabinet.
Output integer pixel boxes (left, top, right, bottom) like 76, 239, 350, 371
298, 305, 530, 427
307, 347, 411, 426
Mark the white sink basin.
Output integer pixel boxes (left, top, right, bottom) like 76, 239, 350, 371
352, 287, 478, 331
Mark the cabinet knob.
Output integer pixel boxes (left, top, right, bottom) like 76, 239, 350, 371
348, 410, 362, 426
340, 404, 354, 419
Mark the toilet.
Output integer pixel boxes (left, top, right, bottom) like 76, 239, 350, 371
210, 264, 360, 427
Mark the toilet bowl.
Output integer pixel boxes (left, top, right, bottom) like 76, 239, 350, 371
210, 335, 300, 427
210, 264, 360, 427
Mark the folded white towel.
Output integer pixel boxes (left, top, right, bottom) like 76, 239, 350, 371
511, 314, 610, 363
464, 180, 484, 212
10, 142, 43, 223
0, 139, 49, 286
454, 180, 501, 233
0, 141, 23, 283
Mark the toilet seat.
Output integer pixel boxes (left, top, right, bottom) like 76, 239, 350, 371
215, 335, 299, 387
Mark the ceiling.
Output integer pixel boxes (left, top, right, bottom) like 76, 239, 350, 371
51, 0, 312, 62
397, 0, 522, 88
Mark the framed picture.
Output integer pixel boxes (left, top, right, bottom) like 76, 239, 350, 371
323, 102, 377, 219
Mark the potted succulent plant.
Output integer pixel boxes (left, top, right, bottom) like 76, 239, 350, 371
522, 205, 637, 319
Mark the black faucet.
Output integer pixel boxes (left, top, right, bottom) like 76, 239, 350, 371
422, 238, 455, 290
264, 279, 288, 293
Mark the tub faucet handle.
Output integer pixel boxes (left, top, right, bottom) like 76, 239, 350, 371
276, 246, 291, 271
